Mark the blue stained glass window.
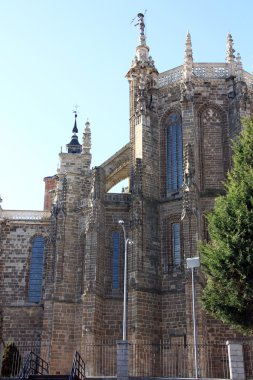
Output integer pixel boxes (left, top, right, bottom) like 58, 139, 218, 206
167, 127, 171, 190
177, 124, 183, 189
167, 113, 183, 192
112, 232, 120, 289
28, 236, 45, 303
172, 124, 177, 190
172, 223, 181, 266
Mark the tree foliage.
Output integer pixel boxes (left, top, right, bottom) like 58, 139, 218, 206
1, 342, 21, 377
200, 117, 253, 334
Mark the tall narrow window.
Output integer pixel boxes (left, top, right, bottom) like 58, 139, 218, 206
172, 223, 181, 266
167, 113, 183, 192
28, 236, 45, 303
112, 232, 120, 289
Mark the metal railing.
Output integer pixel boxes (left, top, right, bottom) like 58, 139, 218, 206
69, 351, 86, 380
82, 340, 117, 376
129, 341, 229, 378
18, 351, 49, 379
0, 339, 230, 378
243, 340, 253, 379
81, 339, 229, 378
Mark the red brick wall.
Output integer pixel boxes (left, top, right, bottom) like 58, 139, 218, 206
43, 176, 57, 211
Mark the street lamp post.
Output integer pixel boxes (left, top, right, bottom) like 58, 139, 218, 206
186, 256, 200, 378
118, 219, 132, 341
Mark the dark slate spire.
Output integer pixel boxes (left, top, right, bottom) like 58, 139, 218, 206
66, 112, 82, 154
72, 114, 78, 134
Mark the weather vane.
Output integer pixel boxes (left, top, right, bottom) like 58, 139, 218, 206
72, 104, 80, 117
131, 10, 147, 35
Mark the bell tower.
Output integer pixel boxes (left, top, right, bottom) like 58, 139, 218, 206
41, 112, 92, 374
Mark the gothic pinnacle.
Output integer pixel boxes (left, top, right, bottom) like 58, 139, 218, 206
82, 119, 91, 155
236, 52, 243, 80
183, 31, 193, 80
226, 33, 235, 64
126, 11, 157, 82
184, 31, 193, 63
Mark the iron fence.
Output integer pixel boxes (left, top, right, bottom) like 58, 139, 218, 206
82, 339, 229, 378
82, 340, 117, 376
0, 339, 230, 378
243, 340, 253, 379
129, 341, 229, 378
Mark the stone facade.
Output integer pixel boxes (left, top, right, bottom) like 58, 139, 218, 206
1, 15, 253, 375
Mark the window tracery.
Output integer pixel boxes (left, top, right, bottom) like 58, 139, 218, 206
167, 113, 183, 192
28, 236, 45, 303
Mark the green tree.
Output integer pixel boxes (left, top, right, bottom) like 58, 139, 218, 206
200, 116, 253, 334
1, 343, 21, 377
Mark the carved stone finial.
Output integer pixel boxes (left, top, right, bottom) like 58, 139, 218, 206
82, 120, 91, 155
182, 143, 194, 193
181, 144, 198, 220
226, 33, 235, 64
226, 33, 236, 76
236, 53, 243, 81
183, 31, 193, 80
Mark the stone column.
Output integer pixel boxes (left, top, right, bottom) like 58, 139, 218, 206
117, 340, 129, 380
227, 340, 245, 380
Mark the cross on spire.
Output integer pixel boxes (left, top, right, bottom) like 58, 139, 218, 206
72, 104, 80, 117
67, 108, 82, 153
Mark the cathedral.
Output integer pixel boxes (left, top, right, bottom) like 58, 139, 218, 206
1, 13, 253, 377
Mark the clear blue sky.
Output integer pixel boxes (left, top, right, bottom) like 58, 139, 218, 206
1, 0, 253, 210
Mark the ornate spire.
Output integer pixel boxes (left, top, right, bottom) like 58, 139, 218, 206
226, 33, 236, 76
137, 12, 146, 46
236, 53, 243, 80
183, 31, 193, 80
66, 112, 82, 154
72, 113, 78, 134
135, 12, 150, 63
226, 33, 235, 64
82, 120, 91, 155
126, 11, 158, 95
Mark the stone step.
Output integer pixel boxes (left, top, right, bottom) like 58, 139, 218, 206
28, 375, 69, 380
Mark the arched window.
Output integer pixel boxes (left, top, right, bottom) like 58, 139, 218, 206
112, 232, 120, 289
162, 218, 182, 272
28, 236, 45, 303
167, 113, 183, 192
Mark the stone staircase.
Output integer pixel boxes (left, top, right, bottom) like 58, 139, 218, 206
28, 376, 69, 380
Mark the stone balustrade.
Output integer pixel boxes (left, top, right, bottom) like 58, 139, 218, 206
104, 193, 131, 204
0, 210, 50, 220
158, 65, 183, 86
158, 62, 253, 89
